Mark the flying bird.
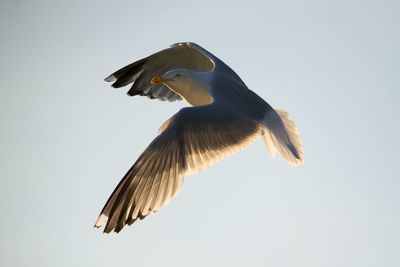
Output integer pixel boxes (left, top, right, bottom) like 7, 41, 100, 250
95, 42, 304, 233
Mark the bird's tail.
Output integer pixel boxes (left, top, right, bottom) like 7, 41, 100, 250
262, 109, 304, 165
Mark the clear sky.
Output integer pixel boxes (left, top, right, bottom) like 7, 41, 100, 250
1, 0, 399, 266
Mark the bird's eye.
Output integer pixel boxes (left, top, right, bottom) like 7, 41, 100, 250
175, 73, 181, 77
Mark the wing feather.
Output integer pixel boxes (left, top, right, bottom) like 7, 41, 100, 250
95, 104, 262, 233
262, 109, 304, 165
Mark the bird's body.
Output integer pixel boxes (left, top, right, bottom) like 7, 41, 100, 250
95, 42, 304, 233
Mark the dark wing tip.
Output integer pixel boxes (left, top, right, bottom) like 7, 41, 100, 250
100, 214, 148, 234
104, 75, 116, 82
126, 91, 139, 97
287, 142, 301, 160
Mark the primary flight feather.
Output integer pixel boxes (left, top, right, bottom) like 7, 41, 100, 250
95, 42, 304, 233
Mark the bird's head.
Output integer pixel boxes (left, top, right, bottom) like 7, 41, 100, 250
151, 68, 213, 106
151, 69, 193, 92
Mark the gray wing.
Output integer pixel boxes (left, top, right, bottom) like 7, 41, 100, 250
104, 42, 245, 101
94, 104, 262, 233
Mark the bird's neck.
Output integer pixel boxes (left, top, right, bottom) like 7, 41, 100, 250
183, 82, 213, 106
171, 75, 214, 106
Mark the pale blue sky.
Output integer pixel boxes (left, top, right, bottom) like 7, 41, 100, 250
1, 0, 399, 266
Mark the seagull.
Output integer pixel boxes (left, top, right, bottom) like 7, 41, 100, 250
95, 42, 304, 233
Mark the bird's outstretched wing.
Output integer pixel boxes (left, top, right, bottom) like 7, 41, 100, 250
104, 42, 245, 101
95, 104, 262, 233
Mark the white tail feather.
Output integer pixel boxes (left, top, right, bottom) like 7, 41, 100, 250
262, 109, 304, 165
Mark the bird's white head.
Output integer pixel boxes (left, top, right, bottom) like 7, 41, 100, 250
151, 68, 194, 92
150, 68, 213, 106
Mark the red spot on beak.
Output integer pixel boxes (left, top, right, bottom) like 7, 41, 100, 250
151, 77, 162, 85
